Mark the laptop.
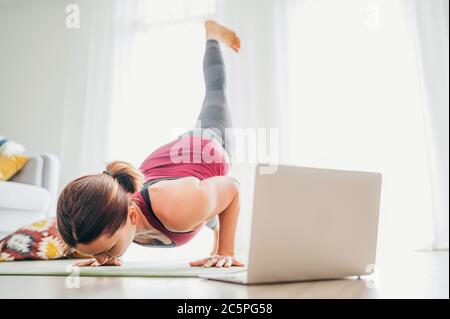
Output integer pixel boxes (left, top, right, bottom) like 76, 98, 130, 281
200, 164, 382, 284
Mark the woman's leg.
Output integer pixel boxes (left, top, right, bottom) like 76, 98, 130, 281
196, 21, 240, 232
196, 39, 234, 159
197, 40, 231, 232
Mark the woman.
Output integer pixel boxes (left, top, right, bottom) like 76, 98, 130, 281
57, 20, 245, 268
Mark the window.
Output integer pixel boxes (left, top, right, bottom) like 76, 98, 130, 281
286, 0, 433, 251
108, 0, 216, 168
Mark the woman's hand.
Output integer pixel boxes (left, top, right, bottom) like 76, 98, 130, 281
73, 256, 122, 267
189, 254, 245, 268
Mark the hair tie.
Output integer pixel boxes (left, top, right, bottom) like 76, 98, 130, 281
102, 170, 112, 177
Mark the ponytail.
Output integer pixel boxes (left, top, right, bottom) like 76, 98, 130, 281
104, 161, 143, 194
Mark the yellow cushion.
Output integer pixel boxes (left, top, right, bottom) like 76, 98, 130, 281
0, 155, 29, 181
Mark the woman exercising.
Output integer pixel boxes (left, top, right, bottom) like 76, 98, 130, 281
57, 20, 245, 268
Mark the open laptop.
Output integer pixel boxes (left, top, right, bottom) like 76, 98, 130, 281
200, 164, 382, 284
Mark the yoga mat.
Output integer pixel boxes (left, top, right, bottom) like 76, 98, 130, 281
0, 259, 247, 278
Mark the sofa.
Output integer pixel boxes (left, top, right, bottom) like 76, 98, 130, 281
0, 154, 59, 239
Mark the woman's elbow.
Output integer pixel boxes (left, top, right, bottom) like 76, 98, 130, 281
228, 176, 240, 194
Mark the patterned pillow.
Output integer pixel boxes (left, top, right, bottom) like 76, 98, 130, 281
0, 218, 91, 262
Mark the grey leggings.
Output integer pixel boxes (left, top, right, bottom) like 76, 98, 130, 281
148, 41, 232, 232
197, 39, 233, 231
195, 39, 233, 159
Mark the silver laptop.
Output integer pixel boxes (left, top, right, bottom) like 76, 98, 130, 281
200, 164, 382, 284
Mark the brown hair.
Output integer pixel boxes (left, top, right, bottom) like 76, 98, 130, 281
57, 161, 143, 247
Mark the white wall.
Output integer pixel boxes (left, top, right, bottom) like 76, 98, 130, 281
0, 0, 102, 192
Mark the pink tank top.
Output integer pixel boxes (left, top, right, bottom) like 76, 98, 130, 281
131, 134, 230, 247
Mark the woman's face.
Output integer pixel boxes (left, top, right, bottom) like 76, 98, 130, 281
75, 209, 137, 261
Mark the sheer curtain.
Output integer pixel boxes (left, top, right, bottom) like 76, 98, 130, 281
61, 0, 216, 183
61, 0, 219, 260
106, 0, 216, 167
63, 0, 446, 258
104, 0, 220, 260
61, 0, 144, 187
215, 0, 294, 254
218, 0, 440, 254
403, 0, 449, 250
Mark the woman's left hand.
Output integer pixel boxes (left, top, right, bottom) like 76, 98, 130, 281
189, 254, 245, 268
73, 256, 122, 267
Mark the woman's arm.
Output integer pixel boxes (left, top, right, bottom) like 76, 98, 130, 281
151, 176, 245, 267
191, 176, 245, 267
215, 182, 240, 256
151, 176, 239, 233
191, 185, 245, 268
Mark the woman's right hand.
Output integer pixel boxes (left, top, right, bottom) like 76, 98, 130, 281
189, 254, 245, 268
73, 256, 122, 267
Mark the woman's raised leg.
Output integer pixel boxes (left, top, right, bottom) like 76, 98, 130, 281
195, 20, 240, 159
196, 21, 240, 232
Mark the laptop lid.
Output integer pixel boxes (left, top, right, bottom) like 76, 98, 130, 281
246, 164, 382, 283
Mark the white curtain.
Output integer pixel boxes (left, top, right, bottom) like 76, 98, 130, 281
60, 0, 143, 187
217, 0, 442, 253
216, 0, 292, 158
59, 0, 447, 254
61, 0, 217, 190
106, 0, 216, 168
404, 0, 449, 250
215, 0, 293, 253
60, 0, 219, 260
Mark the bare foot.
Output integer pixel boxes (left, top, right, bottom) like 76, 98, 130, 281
205, 20, 241, 53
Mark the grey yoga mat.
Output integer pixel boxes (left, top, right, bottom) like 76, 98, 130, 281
0, 259, 247, 277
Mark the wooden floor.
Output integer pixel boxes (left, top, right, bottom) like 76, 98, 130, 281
0, 251, 447, 299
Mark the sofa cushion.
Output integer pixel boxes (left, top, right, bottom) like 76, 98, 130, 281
0, 181, 50, 212
0, 155, 29, 181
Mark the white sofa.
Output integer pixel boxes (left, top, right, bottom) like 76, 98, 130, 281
0, 154, 59, 239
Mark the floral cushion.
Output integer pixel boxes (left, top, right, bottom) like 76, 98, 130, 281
0, 218, 91, 262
